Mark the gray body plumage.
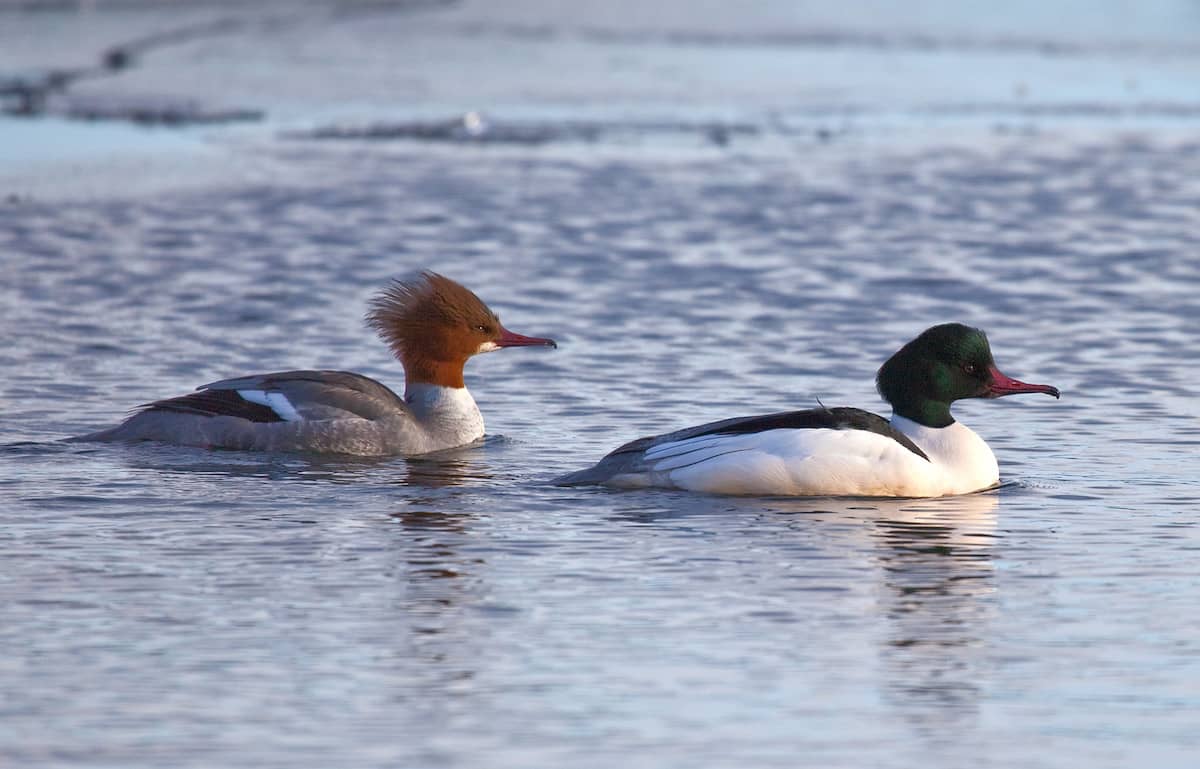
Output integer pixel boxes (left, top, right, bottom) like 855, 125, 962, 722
73, 370, 485, 456
70, 271, 556, 456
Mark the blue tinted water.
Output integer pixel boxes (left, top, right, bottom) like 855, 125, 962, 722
2, 2, 1199, 768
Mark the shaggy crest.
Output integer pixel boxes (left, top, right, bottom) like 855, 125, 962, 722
365, 271, 497, 360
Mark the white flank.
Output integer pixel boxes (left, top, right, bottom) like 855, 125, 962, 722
646, 428, 933, 496
614, 420, 1001, 497
238, 389, 302, 422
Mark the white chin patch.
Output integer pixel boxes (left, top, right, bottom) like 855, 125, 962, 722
476, 341, 501, 354
238, 390, 302, 421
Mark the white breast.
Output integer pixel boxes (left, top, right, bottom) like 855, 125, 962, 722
890, 416, 999, 496
403, 384, 485, 452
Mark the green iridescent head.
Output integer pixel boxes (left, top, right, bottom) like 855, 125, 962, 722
876, 323, 1059, 427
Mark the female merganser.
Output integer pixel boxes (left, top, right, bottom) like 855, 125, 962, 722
556, 323, 1058, 497
73, 271, 556, 455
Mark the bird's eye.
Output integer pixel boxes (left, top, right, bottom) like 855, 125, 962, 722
473, 324, 490, 334
962, 362, 978, 375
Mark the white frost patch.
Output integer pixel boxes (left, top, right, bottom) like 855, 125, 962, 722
238, 390, 302, 422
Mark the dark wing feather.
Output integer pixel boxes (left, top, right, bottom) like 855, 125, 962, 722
606, 407, 929, 461
137, 389, 286, 423
199, 370, 409, 422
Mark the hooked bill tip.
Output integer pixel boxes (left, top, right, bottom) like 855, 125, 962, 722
986, 367, 1059, 400
496, 326, 557, 349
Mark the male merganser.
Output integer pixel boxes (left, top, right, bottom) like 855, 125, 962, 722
73, 272, 556, 455
556, 323, 1058, 497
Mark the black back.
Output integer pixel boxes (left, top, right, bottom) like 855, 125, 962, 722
608, 406, 929, 461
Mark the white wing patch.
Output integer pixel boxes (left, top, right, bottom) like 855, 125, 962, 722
238, 389, 302, 422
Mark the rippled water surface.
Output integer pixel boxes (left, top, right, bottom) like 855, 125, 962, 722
3, 2, 1200, 768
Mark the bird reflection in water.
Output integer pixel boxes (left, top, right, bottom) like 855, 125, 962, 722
395, 452, 495, 490
82, 437, 497, 487
383, 504, 488, 695
386, 479, 490, 686
869, 492, 999, 733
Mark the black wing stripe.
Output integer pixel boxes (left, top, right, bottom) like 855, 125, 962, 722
620, 406, 930, 462
645, 437, 731, 461
137, 389, 286, 424
707, 407, 929, 461
650, 446, 755, 472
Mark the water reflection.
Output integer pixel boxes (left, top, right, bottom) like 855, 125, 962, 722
394, 452, 496, 489
603, 489, 999, 733
60, 440, 496, 488
869, 493, 998, 733
386, 505, 484, 679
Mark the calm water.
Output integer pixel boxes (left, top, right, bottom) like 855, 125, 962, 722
3, 2, 1200, 768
